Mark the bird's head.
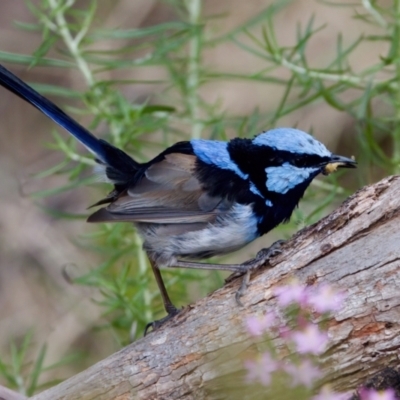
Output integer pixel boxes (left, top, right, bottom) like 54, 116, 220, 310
251, 128, 356, 195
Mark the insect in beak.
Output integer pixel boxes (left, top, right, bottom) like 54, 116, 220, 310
322, 154, 357, 175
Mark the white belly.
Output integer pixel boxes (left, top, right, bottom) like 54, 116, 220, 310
137, 203, 259, 267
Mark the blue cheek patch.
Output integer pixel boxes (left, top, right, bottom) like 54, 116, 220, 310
265, 163, 319, 194
191, 140, 248, 180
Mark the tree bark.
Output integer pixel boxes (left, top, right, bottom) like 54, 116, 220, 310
30, 176, 400, 400
0, 385, 27, 400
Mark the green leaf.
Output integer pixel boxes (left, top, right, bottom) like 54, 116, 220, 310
0, 51, 72, 67
27, 344, 47, 396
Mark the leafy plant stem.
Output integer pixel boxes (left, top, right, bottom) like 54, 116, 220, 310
47, 0, 94, 86
361, 0, 387, 28
185, 0, 203, 139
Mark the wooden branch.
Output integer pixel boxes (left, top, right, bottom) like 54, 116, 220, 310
30, 176, 400, 400
0, 385, 27, 400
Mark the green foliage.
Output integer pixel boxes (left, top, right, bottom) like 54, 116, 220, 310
232, 0, 400, 177
1, 0, 399, 392
0, 330, 80, 396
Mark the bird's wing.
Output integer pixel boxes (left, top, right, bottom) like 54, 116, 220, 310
88, 153, 228, 224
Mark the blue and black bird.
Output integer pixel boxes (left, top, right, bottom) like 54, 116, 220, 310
0, 64, 356, 331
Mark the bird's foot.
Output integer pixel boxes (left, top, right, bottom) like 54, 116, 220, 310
144, 305, 180, 336
225, 240, 285, 306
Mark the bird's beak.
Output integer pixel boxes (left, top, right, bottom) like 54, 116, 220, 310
322, 154, 357, 175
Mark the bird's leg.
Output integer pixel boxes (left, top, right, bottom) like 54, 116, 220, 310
170, 240, 285, 306
172, 260, 246, 271
144, 257, 180, 335
232, 240, 284, 306
224, 240, 285, 282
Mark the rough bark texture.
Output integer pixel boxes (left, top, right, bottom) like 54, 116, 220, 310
29, 176, 400, 400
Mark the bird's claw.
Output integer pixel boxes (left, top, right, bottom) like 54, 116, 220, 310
144, 306, 180, 335
232, 240, 285, 306
235, 269, 251, 307
250, 239, 285, 267
225, 240, 284, 284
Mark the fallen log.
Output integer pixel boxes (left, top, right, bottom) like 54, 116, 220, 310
29, 176, 400, 400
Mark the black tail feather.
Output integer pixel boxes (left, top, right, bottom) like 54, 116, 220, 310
0, 64, 141, 184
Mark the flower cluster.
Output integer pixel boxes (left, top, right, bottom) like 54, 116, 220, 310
244, 281, 346, 398
359, 388, 397, 400
274, 282, 346, 313
243, 281, 398, 399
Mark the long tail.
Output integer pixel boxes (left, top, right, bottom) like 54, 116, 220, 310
0, 64, 140, 184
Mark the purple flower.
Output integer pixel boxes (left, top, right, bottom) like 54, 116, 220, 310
359, 388, 397, 400
291, 323, 328, 354
274, 282, 309, 307
308, 284, 346, 313
312, 386, 352, 400
244, 352, 278, 386
245, 312, 276, 336
284, 359, 322, 388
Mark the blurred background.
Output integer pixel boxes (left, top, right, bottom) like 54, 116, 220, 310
0, 0, 394, 394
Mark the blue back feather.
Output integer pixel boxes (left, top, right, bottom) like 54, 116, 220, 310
191, 139, 248, 180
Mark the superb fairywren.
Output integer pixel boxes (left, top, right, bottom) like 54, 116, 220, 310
0, 64, 356, 332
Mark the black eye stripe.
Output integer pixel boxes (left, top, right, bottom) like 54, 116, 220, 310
227, 139, 330, 172
289, 153, 331, 168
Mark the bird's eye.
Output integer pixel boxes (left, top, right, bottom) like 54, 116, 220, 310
291, 154, 324, 168
293, 157, 308, 168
